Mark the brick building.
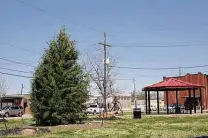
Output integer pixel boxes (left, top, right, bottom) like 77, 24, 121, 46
0, 95, 24, 109
163, 72, 208, 109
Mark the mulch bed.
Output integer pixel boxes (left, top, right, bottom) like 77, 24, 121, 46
0, 128, 22, 136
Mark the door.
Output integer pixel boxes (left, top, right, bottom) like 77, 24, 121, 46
14, 106, 20, 115
10, 106, 16, 115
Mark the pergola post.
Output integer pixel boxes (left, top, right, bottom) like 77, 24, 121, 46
157, 91, 159, 114
176, 90, 179, 114
193, 89, 196, 114
0, 101, 2, 109
166, 91, 169, 115
200, 88, 203, 114
148, 91, 151, 115
145, 91, 148, 115
188, 89, 192, 114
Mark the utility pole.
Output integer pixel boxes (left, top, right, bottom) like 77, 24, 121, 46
179, 67, 181, 76
99, 32, 111, 126
99, 33, 111, 112
133, 78, 137, 108
20, 84, 23, 95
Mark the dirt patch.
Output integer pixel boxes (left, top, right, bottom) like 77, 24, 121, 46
56, 122, 111, 130
0, 128, 50, 137
98, 112, 116, 119
22, 128, 36, 136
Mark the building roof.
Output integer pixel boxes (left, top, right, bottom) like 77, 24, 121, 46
2, 94, 24, 99
143, 78, 204, 91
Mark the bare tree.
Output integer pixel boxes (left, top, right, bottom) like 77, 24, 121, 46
0, 77, 7, 109
134, 91, 164, 101
82, 53, 117, 111
137, 91, 146, 100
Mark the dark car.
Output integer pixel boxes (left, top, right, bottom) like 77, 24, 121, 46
171, 104, 182, 108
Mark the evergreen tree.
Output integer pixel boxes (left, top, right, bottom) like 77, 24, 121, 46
31, 27, 89, 125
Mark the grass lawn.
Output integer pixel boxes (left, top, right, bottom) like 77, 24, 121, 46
2, 114, 208, 138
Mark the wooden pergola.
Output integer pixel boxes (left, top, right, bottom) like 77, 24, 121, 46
142, 78, 204, 115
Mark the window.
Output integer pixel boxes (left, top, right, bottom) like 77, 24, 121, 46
11, 106, 15, 110
89, 105, 97, 108
120, 97, 123, 100
14, 106, 19, 110
19, 106, 23, 109
2, 106, 9, 110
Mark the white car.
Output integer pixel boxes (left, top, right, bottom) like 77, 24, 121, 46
0, 105, 24, 117
86, 104, 104, 114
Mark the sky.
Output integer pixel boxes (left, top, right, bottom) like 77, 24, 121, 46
0, 0, 208, 94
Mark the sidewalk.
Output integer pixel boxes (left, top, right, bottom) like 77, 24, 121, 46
6, 114, 33, 120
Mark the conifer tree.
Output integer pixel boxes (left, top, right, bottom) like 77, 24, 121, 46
31, 27, 89, 125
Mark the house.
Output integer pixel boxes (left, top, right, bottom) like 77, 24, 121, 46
0, 95, 24, 109
88, 93, 132, 111
114, 93, 132, 111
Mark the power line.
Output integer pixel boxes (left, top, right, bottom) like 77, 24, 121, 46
0, 41, 39, 54
15, 0, 102, 33
0, 71, 32, 78
0, 67, 33, 74
117, 40, 207, 45
0, 57, 35, 68
15, 0, 131, 47
115, 78, 133, 80
113, 66, 178, 70
181, 64, 208, 69
13, 0, 208, 50
111, 44, 208, 48
117, 70, 208, 79
113, 64, 208, 70
115, 71, 208, 80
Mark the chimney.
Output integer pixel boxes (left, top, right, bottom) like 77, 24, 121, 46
163, 76, 166, 81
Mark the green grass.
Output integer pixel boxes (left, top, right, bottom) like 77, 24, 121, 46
0, 118, 34, 130
3, 115, 208, 138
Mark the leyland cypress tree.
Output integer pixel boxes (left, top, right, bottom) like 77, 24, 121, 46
31, 27, 89, 125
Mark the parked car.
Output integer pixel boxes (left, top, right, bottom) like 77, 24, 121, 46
144, 105, 157, 111
86, 104, 104, 114
150, 105, 157, 111
164, 104, 182, 110
0, 105, 24, 117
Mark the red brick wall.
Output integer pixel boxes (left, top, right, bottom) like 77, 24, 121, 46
2, 98, 23, 107
163, 73, 208, 109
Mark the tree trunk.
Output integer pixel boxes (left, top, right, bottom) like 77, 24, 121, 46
0, 98, 2, 110
103, 95, 107, 112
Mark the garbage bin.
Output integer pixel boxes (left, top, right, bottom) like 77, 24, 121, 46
133, 108, 141, 119
175, 107, 181, 114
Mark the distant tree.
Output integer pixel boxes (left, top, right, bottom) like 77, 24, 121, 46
132, 91, 164, 101
132, 91, 146, 101
31, 27, 89, 125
